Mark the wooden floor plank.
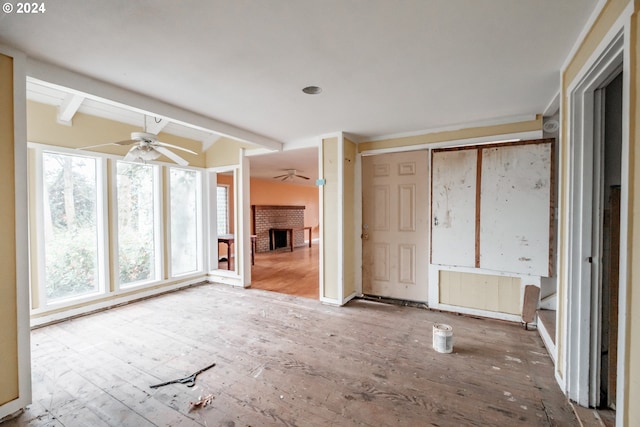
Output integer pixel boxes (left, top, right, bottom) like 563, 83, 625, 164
14, 283, 578, 426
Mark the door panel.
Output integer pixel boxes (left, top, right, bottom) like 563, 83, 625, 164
362, 151, 429, 301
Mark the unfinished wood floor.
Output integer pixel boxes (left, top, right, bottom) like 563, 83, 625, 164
9, 284, 578, 427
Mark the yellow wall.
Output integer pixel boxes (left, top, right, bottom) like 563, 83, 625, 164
439, 271, 521, 315
27, 101, 204, 167
322, 137, 339, 300
204, 137, 255, 167
0, 53, 19, 405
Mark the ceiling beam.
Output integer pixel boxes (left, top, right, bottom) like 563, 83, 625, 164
145, 115, 169, 134
28, 59, 283, 151
57, 93, 84, 126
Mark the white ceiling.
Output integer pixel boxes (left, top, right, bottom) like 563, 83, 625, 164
1, 0, 598, 179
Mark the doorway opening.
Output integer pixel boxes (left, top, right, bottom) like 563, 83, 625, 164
591, 70, 622, 414
566, 29, 628, 422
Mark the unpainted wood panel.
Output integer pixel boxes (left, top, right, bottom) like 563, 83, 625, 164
398, 184, 416, 232
439, 271, 521, 315
431, 150, 477, 267
480, 143, 551, 276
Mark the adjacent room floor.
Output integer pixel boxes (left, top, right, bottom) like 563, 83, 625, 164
7, 283, 578, 426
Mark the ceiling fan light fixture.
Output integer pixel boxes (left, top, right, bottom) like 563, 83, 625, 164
302, 85, 322, 95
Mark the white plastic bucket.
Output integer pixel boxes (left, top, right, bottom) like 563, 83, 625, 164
433, 323, 453, 353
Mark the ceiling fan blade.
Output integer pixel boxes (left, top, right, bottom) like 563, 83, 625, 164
78, 139, 137, 150
281, 176, 289, 181
272, 174, 289, 179
123, 146, 140, 162
154, 146, 189, 166
155, 141, 197, 155
296, 174, 310, 180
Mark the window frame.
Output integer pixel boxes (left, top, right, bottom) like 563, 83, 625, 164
33, 145, 109, 308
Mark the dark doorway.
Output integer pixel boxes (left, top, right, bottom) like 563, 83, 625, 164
597, 71, 622, 411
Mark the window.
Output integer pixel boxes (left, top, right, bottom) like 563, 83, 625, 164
170, 168, 201, 275
217, 185, 229, 235
41, 151, 103, 302
116, 161, 160, 287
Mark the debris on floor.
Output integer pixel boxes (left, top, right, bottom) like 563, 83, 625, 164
189, 394, 215, 411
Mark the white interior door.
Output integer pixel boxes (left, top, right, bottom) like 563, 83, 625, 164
362, 150, 429, 302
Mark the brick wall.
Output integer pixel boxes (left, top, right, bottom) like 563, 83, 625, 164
253, 205, 305, 252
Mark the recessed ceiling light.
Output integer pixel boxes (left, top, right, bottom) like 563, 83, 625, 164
302, 86, 322, 95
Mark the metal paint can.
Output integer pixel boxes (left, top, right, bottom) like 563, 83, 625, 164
433, 323, 453, 353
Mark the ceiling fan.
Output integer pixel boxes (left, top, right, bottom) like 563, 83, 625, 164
80, 120, 197, 166
273, 169, 310, 181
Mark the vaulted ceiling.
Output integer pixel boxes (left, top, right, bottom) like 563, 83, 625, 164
1, 0, 598, 179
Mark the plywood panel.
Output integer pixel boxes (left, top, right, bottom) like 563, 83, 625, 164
439, 271, 521, 315
431, 149, 477, 267
480, 143, 552, 276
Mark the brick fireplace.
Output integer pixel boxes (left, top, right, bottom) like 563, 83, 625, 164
252, 205, 305, 252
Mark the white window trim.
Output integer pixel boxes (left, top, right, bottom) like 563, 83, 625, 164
33, 146, 109, 309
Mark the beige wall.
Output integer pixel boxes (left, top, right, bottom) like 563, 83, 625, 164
439, 271, 521, 315
322, 137, 339, 300
0, 53, 19, 406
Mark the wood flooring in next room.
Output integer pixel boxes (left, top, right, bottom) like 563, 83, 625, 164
7, 284, 578, 427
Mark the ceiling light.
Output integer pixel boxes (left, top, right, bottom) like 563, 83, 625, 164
302, 86, 322, 95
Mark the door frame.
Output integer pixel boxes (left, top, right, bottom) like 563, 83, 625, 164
563, 7, 632, 415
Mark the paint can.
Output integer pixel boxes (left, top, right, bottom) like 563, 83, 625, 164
432, 323, 453, 353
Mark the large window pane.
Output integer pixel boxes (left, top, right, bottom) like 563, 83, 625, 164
170, 168, 200, 275
117, 162, 158, 286
42, 152, 100, 301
